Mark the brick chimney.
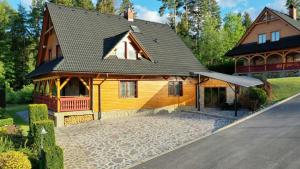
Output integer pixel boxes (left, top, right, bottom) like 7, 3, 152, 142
289, 4, 297, 20
124, 7, 134, 22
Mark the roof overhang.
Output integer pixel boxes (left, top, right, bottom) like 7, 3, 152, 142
191, 71, 263, 88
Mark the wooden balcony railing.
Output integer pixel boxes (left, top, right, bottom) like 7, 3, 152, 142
33, 96, 90, 112
33, 95, 58, 112
60, 97, 90, 112
236, 61, 300, 73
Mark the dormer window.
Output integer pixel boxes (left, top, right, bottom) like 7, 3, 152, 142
271, 31, 280, 42
258, 33, 266, 44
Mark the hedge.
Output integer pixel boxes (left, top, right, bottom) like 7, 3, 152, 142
0, 151, 31, 169
0, 118, 13, 127
28, 104, 48, 135
32, 120, 55, 151
41, 145, 64, 169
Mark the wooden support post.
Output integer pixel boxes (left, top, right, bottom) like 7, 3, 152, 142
198, 74, 201, 111
79, 77, 90, 91
56, 78, 61, 112
89, 78, 92, 110
234, 85, 239, 117
60, 77, 71, 90
49, 80, 53, 97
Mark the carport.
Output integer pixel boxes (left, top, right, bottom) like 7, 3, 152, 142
192, 71, 264, 116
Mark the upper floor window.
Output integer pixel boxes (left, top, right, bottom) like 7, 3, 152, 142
271, 31, 280, 42
168, 81, 183, 96
258, 34, 267, 44
120, 81, 137, 98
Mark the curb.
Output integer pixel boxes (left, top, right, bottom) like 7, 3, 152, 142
128, 92, 300, 169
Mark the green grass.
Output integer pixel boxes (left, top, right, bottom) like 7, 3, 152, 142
5, 104, 29, 136
268, 77, 300, 103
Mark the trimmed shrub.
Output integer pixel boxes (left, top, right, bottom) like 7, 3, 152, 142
0, 151, 31, 169
248, 87, 268, 110
29, 104, 48, 134
32, 120, 55, 151
0, 118, 13, 127
5, 84, 34, 104
41, 145, 64, 169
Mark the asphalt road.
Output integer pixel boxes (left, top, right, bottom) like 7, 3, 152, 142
133, 95, 300, 169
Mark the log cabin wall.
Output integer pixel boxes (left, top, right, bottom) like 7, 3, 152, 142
92, 76, 197, 115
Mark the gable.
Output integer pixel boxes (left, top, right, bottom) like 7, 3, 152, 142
104, 31, 152, 61
239, 8, 300, 45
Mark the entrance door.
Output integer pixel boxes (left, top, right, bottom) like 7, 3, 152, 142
204, 87, 226, 107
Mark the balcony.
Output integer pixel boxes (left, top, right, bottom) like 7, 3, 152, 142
236, 62, 300, 73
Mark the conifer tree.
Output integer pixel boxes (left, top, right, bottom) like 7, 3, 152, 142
49, 0, 73, 6
242, 12, 252, 29
96, 0, 115, 14
118, 0, 134, 16
74, 0, 94, 10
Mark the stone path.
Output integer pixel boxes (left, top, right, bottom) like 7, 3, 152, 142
55, 112, 232, 169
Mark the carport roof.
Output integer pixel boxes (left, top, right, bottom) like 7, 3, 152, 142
192, 71, 263, 87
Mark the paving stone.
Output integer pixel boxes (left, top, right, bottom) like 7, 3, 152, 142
55, 112, 232, 169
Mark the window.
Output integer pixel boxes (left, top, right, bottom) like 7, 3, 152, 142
127, 42, 137, 60
271, 31, 280, 42
258, 34, 267, 44
168, 81, 183, 96
120, 81, 137, 98
56, 45, 62, 58
116, 42, 126, 59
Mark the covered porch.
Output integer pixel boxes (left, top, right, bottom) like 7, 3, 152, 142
33, 76, 92, 112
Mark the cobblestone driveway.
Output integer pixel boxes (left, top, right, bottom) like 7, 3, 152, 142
55, 112, 231, 169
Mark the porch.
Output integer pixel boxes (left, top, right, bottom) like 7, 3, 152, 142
33, 76, 92, 112
235, 50, 300, 73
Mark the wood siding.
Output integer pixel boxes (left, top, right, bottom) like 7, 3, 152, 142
241, 18, 299, 44
92, 77, 197, 112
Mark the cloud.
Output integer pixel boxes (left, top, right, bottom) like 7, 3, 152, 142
216, 0, 248, 8
134, 5, 168, 23
266, 0, 287, 12
20, 0, 31, 8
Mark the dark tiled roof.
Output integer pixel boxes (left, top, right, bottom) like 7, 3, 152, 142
226, 35, 300, 56
269, 8, 300, 31
29, 3, 207, 78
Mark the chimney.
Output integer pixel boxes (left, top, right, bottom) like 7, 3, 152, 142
289, 4, 297, 20
124, 7, 134, 22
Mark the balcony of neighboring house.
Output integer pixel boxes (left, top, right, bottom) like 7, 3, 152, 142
235, 51, 300, 73
33, 77, 92, 112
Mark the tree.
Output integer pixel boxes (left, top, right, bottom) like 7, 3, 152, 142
177, 12, 189, 36
96, 0, 115, 14
158, 0, 184, 32
242, 12, 252, 29
8, 4, 31, 89
0, 1, 13, 60
223, 13, 246, 51
118, 0, 135, 16
49, 0, 73, 6
73, 0, 94, 10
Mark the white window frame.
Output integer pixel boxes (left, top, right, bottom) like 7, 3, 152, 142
258, 33, 267, 44
271, 31, 280, 42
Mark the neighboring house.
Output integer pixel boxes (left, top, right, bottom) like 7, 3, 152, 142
227, 5, 300, 77
29, 3, 258, 127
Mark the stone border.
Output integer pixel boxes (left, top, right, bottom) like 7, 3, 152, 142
128, 92, 300, 169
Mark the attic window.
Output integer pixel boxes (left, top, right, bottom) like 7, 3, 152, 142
130, 25, 141, 33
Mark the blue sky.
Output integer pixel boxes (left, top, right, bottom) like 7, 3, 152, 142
7, 0, 287, 23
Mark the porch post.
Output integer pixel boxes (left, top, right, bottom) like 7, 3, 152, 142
198, 74, 201, 111
56, 78, 61, 112
89, 78, 92, 110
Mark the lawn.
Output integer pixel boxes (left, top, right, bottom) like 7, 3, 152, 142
268, 77, 300, 103
5, 104, 29, 136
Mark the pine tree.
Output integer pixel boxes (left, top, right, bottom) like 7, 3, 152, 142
118, 0, 135, 16
8, 4, 30, 89
49, 0, 73, 6
177, 12, 189, 36
73, 0, 94, 10
96, 0, 115, 14
158, 0, 184, 32
242, 12, 252, 29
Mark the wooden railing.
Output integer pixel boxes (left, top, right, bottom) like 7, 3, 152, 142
236, 61, 300, 73
60, 97, 90, 112
33, 95, 57, 112
33, 96, 90, 112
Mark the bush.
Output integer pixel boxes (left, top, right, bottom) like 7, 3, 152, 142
248, 87, 268, 110
0, 118, 13, 127
32, 120, 55, 151
41, 145, 64, 169
29, 104, 48, 134
5, 84, 34, 104
0, 151, 31, 169
0, 137, 14, 153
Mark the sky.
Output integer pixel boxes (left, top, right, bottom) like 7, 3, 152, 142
7, 0, 288, 23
